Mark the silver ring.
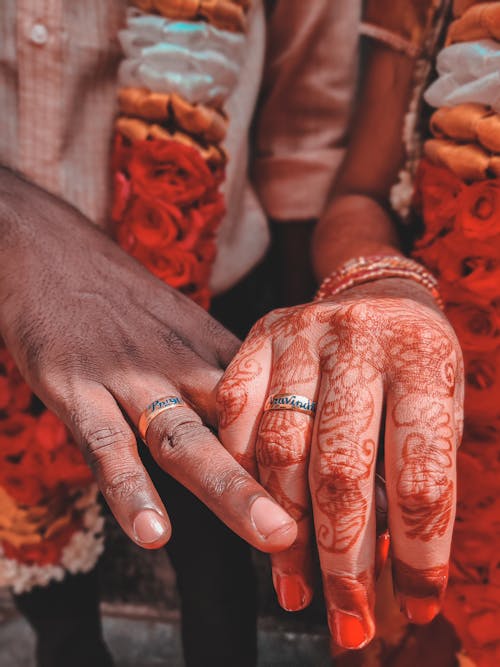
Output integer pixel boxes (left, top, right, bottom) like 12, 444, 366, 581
264, 393, 316, 417
138, 396, 185, 442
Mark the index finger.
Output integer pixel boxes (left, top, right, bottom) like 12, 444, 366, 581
143, 395, 298, 553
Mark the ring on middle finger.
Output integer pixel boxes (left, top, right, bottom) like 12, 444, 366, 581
264, 393, 316, 417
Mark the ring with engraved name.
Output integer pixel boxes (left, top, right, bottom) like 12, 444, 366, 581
138, 396, 185, 442
264, 393, 317, 416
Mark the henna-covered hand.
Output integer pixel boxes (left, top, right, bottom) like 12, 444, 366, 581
216, 277, 463, 650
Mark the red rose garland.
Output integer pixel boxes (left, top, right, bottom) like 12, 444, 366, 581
112, 134, 225, 309
413, 158, 500, 667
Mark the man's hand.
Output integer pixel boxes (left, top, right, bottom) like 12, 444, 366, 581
0, 169, 297, 553
217, 277, 463, 649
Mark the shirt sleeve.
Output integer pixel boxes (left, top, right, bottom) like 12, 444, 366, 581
360, 0, 440, 57
252, 0, 361, 221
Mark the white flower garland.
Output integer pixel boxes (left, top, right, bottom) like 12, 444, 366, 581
0, 485, 104, 594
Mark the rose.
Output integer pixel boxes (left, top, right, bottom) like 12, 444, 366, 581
0, 377, 9, 411
35, 411, 69, 452
41, 442, 92, 489
111, 132, 133, 173
421, 230, 500, 303
457, 180, 500, 241
0, 349, 32, 414
123, 195, 183, 249
128, 139, 218, 206
0, 415, 49, 505
446, 301, 499, 351
414, 159, 464, 247
463, 355, 500, 417
136, 246, 202, 289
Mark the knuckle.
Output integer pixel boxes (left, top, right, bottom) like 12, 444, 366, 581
257, 424, 309, 467
397, 465, 451, 508
156, 418, 209, 458
201, 467, 252, 500
83, 425, 135, 468
102, 469, 144, 503
158, 328, 191, 357
169, 419, 209, 447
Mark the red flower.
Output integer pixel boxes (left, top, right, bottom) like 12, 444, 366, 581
446, 301, 499, 351
457, 181, 500, 241
123, 196, 182, 249
128, 139, 217, 206
0, 376, 10, 411
2, 518, 81, 566
414, 159, 464, 247
0, 348, 32, 415
34, 411, 68, 452
111, 132, 133, 173
137, 247, 201, 288
111, 136, 226, 308
464, 355, 500, 416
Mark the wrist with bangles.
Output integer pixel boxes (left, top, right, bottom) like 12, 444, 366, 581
314, 255, 444, 309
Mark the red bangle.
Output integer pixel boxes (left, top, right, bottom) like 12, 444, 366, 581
314, 255, 444, 309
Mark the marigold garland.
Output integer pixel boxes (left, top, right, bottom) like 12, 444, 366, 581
0, 347, 94, 570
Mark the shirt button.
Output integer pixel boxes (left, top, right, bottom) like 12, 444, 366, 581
29, 23, 49, 46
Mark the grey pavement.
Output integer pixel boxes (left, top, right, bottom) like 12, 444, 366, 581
0, 613, 332, 667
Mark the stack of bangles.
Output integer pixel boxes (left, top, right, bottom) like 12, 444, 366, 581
314, 255, 444, 309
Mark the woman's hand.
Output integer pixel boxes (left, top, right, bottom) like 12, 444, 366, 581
0, 169, 297, 554
217, 277, 463, 649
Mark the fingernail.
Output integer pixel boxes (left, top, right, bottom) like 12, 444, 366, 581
375, 532, 390, 579
273, 573, 310, 611
329, 610, 370, 649
250, 497, 296, 540
400, 596, 441, 624
133, 510, 169, 545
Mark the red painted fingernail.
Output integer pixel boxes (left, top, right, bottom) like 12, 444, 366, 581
400, 596, 441, 624
375, 531, 390, 579
329, 611, 370, 649
273, 573, 310, 611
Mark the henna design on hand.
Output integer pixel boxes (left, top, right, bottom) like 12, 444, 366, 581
257, 410, 313, 467
262, 470, 308, 522
216, 278, 463, 639
275, 334, 317, 385
386, 311, 459, 542
395, 400, 454, 541
314, 309, 379, 554
392, 557, 449, 599
323, 568, 375, 648
216, 318, 268, 429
